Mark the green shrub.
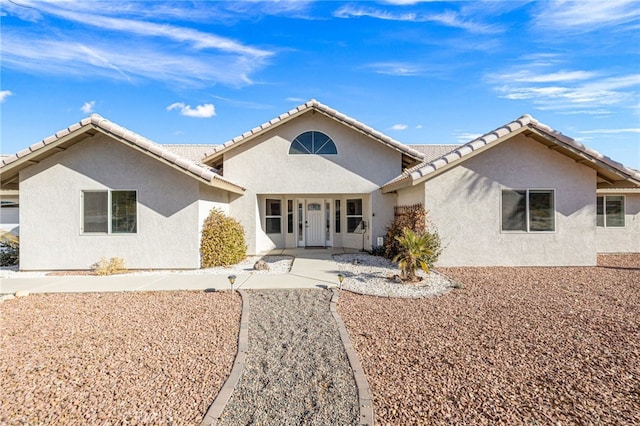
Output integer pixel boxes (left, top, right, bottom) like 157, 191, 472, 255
92, 257, 127, 276
0, 233, 19, 267
393, 228, 442, 282
200, 208, 246, 268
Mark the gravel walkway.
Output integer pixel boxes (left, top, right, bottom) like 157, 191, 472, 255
0, 291, 240, 425
218, 289, 359, 425
338, 253, 640, 425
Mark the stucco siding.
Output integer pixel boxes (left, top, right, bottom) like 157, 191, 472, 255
224, 112, 401, 253
19, 135, 202, 270
425, 135, 597, 266
596, 193, 640, 253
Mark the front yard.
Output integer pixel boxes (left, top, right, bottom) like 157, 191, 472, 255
0, 254, 637, 424
339, 254, 640, 425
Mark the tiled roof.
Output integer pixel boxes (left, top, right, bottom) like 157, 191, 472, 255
163, 144, 218, 164
383, 114, 640, 190
202, 99, 425, 163
407, 144, 460, 163
0, 115, 244, 193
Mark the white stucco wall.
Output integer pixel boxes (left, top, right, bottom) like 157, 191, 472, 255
19, 135, 213, 270
420, 135, 598, 266
596, 193, 640, 253
222, 112, 403, 254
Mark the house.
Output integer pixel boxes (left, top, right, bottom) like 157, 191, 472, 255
1, 100, 638, 270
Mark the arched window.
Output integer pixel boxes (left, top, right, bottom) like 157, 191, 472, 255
289, 131, 337, 155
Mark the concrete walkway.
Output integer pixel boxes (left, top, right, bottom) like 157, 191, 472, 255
0, 248, 358, 295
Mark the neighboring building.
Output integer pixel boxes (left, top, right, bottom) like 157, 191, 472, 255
1, 100, 638, 270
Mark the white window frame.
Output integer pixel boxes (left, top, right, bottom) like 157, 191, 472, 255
81, 190, 138, 235
501, 188, 556, 233
597, 195, 626, 228
265, 198, 282, 234
346, 198, 363, 234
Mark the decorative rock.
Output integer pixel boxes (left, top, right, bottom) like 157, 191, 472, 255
14, 290, 30, 298
253, 260, 269, 271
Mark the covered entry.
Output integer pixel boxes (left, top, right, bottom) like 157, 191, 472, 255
259, 194, 370, 250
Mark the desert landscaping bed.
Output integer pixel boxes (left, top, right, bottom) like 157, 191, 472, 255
0, 291, 241, 425
338, 254, 640, 425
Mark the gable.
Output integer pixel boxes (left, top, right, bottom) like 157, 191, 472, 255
0, 115, 244, 195
202, 99, 424, 171
220, 111, 407, 194
382, 114, 640, 193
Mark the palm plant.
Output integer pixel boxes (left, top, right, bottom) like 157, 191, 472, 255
393, 228, 436, 282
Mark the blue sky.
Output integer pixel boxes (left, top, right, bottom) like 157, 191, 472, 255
1, 0, 639, 169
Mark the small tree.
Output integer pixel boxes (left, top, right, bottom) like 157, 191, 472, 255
200, 208, 246, 268
384, 204, 427, 260
393, 228, 434, 282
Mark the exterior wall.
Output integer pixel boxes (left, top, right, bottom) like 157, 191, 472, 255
597, 193, 640, 253
224, 112, 402, 254
19, 135, 206, 270
424, 135, 598, 266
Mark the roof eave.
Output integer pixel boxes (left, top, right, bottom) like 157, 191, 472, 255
525, 127, 640, 186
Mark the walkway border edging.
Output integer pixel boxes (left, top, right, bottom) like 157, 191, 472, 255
330, 289, 375, 425
201, 289, 249, 426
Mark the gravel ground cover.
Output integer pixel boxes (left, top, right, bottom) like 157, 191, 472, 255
0, 255, 293, 279
338, 253, 640, 425
334, 253, 454, 298
219, 289, 359, 425
0, 291, 241, 425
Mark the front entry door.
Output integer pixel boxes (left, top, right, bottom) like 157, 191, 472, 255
305, 200, 324, 246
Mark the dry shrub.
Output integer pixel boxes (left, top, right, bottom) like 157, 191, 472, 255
200, 208, 246, 268
92, 257, 127, 276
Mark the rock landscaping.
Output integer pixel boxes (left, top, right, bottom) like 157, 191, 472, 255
0, 253, 637, 425
338, 253, 640, 425
0, 291, 240, 425
334, 253, 454, 298
218, 289, 359, 425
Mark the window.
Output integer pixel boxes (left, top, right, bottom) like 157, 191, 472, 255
335, 200, 341, 233
266, 199, 281, 234
501, 189, 554, 232
325, 201, 331, 241
298, 202, 303, 241
289, 131, 337, 155
287, 200, 294, 234
82, 190, 137, 234
346, 198, 363, 233
597, 196, 625, 227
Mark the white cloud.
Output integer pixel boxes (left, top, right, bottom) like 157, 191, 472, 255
499, 70, 598, 84
285, 97, 306, 103
486, 58, 640, 114
0, 90, 13, 103
416, 124, 423, 129
367, 62, 423, 76
334, 5, 501, 34
1, 2, 273, 87
579, 128, 640, 135
167, 102, 216, 118
81, 100, 96, 113
453, 132, 483, 143
1, 34, 261, 87
391, 124, 408, 130
534, 0, 640, 31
